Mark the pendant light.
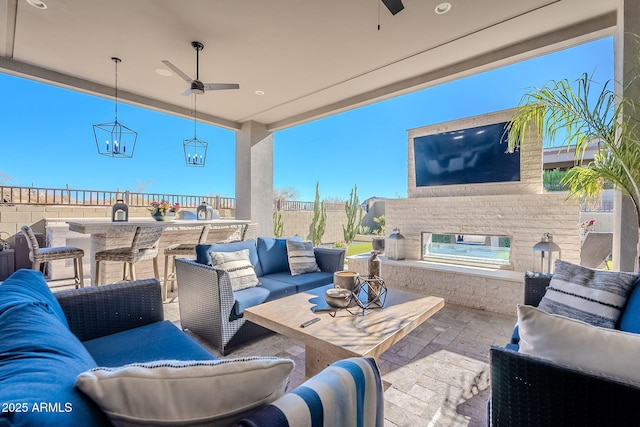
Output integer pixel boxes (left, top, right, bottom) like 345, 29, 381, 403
183, 95, 208, 167
93, 57, 137, 158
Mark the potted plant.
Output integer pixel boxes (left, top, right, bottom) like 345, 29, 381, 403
507, 72, 640, 270
149, 200, 180, 221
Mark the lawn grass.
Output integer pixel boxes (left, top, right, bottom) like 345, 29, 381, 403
346, 241, 373, 257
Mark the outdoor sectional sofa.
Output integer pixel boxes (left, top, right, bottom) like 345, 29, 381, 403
0, 269, 383, 426
175, 236, 346, 355
489, 261, 640, 426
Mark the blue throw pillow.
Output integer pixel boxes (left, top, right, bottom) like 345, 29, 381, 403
0, 302, 108, 426
0, 269, 69, 329
257, 236, 301, 276
195, 239, 262, 277
619, 276, 640, 333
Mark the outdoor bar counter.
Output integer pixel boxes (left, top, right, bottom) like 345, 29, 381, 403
67, 219, 255, 286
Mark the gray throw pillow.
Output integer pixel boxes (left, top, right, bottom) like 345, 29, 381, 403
286, 240, 320, 276
538, 260, 638, 328
210, 249, 260, 292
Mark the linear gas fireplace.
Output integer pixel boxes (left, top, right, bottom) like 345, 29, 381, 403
421, 232, 512, 268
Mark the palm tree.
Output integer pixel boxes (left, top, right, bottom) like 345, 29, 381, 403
506, 73, 640, 271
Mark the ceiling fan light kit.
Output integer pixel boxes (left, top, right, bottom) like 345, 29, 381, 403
93, 57, 137, 159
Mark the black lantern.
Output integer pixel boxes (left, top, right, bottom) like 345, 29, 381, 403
93, 58, 137, 158
184, 96, 208, 167
111, 198, 128, 222
387, 228, 405, 260
532, 232, 561, 276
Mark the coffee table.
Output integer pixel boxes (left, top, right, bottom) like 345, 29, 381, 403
244, 284, 445, 377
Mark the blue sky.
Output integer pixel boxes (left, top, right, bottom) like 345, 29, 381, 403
0, 37, 613, 202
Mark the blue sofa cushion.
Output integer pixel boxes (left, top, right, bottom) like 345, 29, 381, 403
0, 302, 109, 426
83, 321, 216, 366
257, 236, 301, 276
262, 271, 334, 293
0, 268, 69, 328
258, 277, 300, 300
619, 277, 640, 333
196, 239, 263, 277
232, 286, 272, 317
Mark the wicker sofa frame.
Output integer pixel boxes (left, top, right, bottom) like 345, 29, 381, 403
175, 247, 345, 355
489, 347, 640, 426
489, 275, 640, 426
55, 278, 166, 341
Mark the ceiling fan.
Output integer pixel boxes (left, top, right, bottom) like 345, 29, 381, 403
381, 0, 404, 15
162, 41, 239, 96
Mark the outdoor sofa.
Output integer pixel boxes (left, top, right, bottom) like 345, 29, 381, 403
175, 236, 346, 355
489, 260, 640, 426
0, 268, 382, 426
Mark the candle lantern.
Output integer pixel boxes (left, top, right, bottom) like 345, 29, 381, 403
387, 228, 405, 260
111, 198, 128, 222
532, 232, 561, 276
197, 201, 210, 220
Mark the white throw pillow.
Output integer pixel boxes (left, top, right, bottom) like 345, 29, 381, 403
210, 249, 260, 291
286, 240, 320, 276
75, 357, 294, 427
518, 304, 640, 386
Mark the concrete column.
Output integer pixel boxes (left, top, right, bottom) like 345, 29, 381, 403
235, 121, 273, 237
613, 0, 640, 271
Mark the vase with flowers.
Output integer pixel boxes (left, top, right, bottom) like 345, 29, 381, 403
149, 200, 180, 221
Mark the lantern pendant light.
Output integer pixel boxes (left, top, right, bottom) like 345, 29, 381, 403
93, 57, 137, 158
183, 95, 208, 167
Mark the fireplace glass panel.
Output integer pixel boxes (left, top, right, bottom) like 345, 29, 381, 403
421, 232, 512, 267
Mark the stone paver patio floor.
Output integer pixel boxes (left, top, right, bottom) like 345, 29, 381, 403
163, 288, 516, 427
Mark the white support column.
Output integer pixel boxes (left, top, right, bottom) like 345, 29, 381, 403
613, 0, 640, 271
235, 121, 273, 237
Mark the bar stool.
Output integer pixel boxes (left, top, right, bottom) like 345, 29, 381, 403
163, 224, 210, 300
21, 225, 85, 288
94, 226, 163, 286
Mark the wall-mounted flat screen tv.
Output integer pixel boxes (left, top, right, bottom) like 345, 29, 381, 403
414, 121, 520, 187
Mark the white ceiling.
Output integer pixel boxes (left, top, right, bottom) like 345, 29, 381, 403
0, 0, 617, 132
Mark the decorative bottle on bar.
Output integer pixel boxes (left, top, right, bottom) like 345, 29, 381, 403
367, 251, 381, 302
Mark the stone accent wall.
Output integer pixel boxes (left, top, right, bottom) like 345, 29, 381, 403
385, 193, 581, 272
348, 255, 523, 316
408, 108, 542, 198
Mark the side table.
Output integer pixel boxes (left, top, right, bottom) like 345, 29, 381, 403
0, 249, 15, 280
524, 273, 552, 306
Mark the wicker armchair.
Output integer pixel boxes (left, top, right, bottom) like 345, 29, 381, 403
21, 225, 85, 288
94, 226, 163, 286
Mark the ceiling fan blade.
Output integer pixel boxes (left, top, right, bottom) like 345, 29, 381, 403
182, 88, 193, 96
161, 60, 193, 83
381, 0, 404, 15
203, 83, 240, 91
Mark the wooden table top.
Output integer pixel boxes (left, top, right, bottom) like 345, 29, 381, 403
244, 284, 445, 360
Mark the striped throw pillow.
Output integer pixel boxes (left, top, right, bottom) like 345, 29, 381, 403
286, 240, 320, 276
210, 249, 260, 291
538, 260, 638, 328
